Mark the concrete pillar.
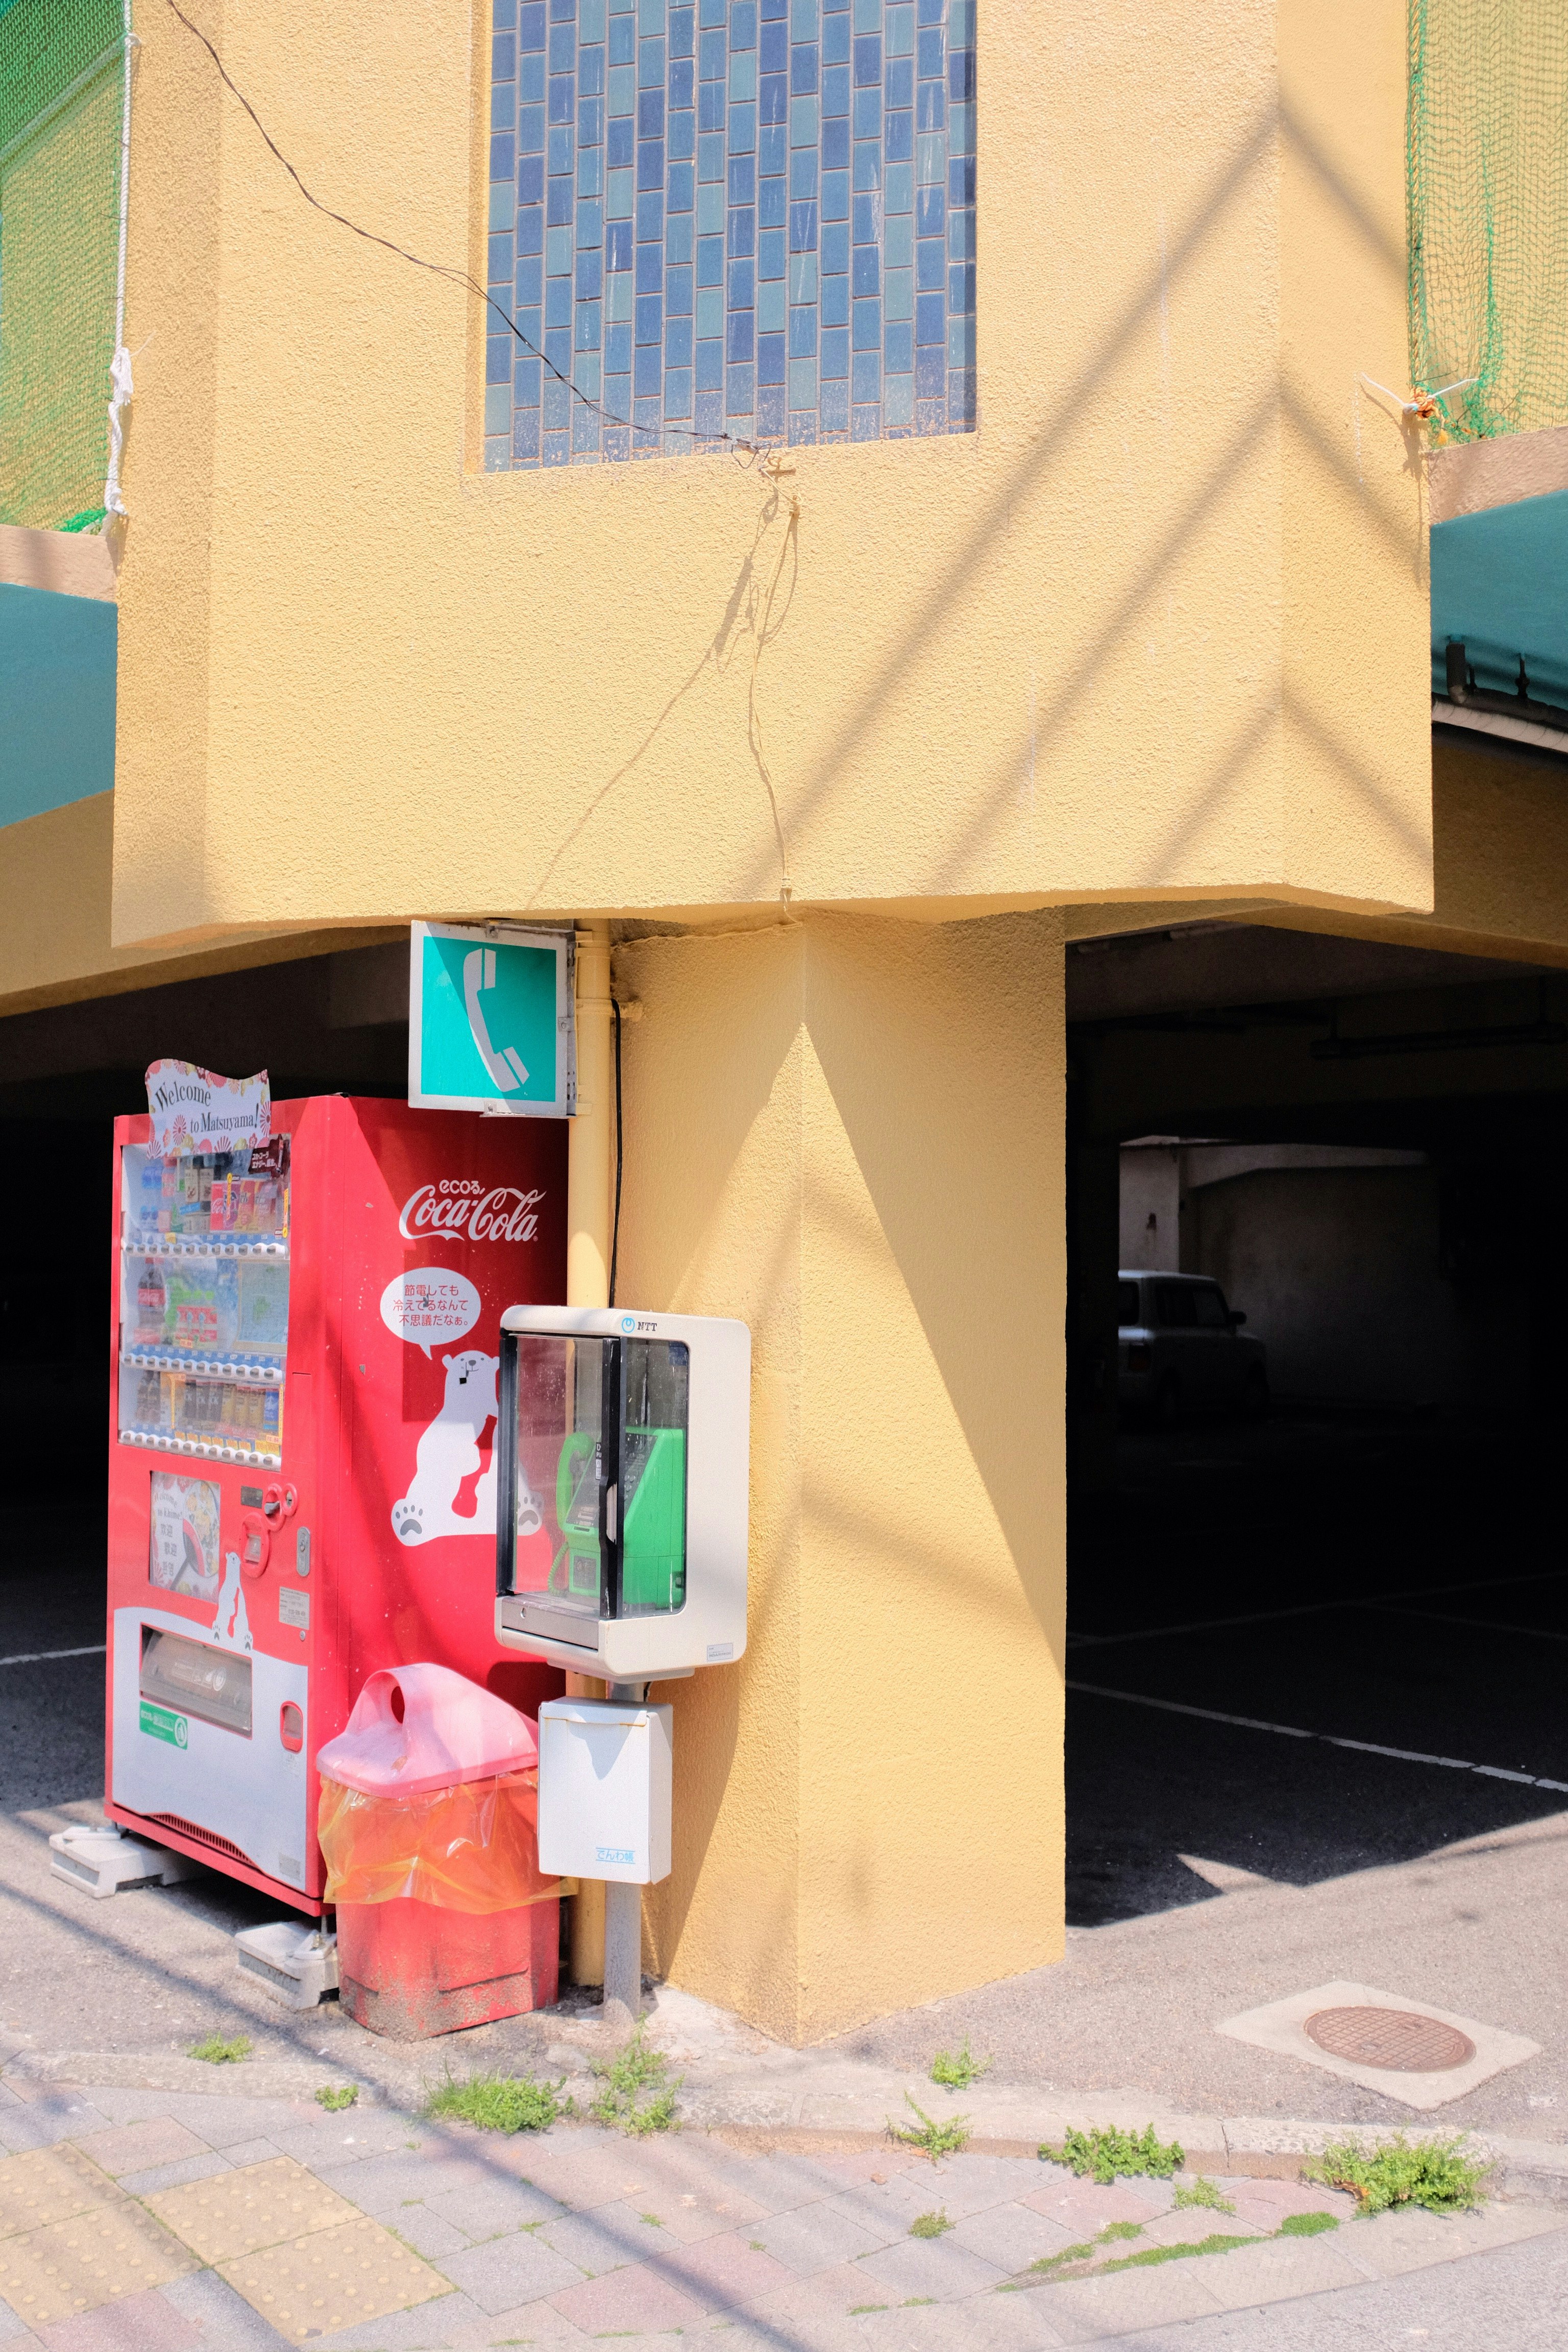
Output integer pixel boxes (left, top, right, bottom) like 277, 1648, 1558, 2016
614, 910, 1066, 2041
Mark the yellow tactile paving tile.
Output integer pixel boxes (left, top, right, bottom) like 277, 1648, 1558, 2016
146, 2155, 362, 2264
0, 2144, 120, 2239
219, 2215, 450, 2345
0, 2195, 198, 2327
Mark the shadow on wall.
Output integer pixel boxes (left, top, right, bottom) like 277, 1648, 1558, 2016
1166, 1156, 1531, 1411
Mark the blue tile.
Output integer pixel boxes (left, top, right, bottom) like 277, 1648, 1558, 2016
603, 422, 632, 456
728, 205, 756, 257
947, 259, 974, 312
885, 53, 912, 106
640, 32, 668, 79
852, 85, 879, 134
729, 152, 756, 202
883, 317, 912, 370
757, 380, 786, 430
550, 123, 575, 170
578, 143, 604, 190
514, 354, 543, 402
607, 319, 633, 370
757, 329, 786, 383
520, 1, 547, 43
762, 18, 788, 67
821, 271, 848, 326
789, 197, 819, 248
851, 246, 879, 298
851, 397, 879, 436
697, 281, 724, 331
915, 288, 943, 344
666, 208, 694, 257
572, 399, 601, 449
727, 279, 756, 334
698, 233, 725, 281
699, 130, 726, 179
823, 7, 849, 56
542, 429, 571, 463
548, 175, 574, 222
666, 313, 693, 363
513, 407, 542, 459
948, 45, 973, 97
822, 167, 849, 217
820, 379, 848, 429
821, 217, 850, 272
915, 233, 943, 289
852, 30, 880, 81
671, 3, 695, 50
635, 291, 664, 338
494, 82, 518, 130
639, 137, 666, 186
787, 248, 818, 298
726, 361, 755, 409
634, 341, 663, 390
637, 188, 665, 233
948, 363, 975, 420
665, 364, 694, 413
852, 293, 880, 346
492, 131, 517, 176
670, 55, 695, 101
730, 99, 756, 146
639, 85, 666, 131
550, 21, 576, 67
486, 333, 513, 382
731, 0, 758, 43
760, 173, 788, 225
851, 189, 878, 241
608, 217, 634, 266
946, 313, 973, 363
696, 336, 725, 386
667, 261, 694, 307
822, 60, 850, 112
547, 276, 573, 326
580, 39, 605, 88
822, 113, 850, 166
821, 324, 848, 375
549, 71, 575, 121
519, 150, 546, 198
544, 376, 571, 425
636, 240, 663, 288
787, 408, 818, 442
695, 386, 725, 430
761, 69, 788, 121
884, 106, 911, 158
668, 157, 695, 205
759, 226, 787, 275
915, 76, 943, 129
884, 371, 913, 426
490, 230, 516, 279
791, 37, 819, 89
916, 22, 941, 75
789, 145, 819, 194
576, 247, 604, 294
852, 136, 881, 187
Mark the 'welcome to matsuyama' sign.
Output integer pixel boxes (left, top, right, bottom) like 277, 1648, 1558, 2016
144, 1060, 272, 1157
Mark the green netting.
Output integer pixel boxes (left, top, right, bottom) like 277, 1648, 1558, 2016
1409, 0, 1568, 442
0, 0, 126, 529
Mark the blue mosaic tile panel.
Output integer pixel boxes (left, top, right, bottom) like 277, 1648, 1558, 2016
483, 0, 975, 467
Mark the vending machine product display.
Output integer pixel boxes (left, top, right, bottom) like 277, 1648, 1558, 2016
105, 1097, 568, 1913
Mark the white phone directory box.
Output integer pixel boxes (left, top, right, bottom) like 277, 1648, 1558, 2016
538, 1699, 673, 1886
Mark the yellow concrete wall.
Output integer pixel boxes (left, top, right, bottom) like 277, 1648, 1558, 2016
101, 0, 1430, 965
624, 910, 1065, 2040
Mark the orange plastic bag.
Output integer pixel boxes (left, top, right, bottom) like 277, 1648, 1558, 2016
318, 1768, 559, 1914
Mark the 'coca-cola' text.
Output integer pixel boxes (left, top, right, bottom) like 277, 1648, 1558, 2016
398, 1184, 545, 1243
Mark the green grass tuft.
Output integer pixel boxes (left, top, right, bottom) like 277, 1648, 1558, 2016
314, 2084, 358, 2112
889, 2093, 970, 2161
1279, 2210, 1339, 2236
1305, 2134, 1488, 2216
1040, 2124, 1184, 2183
929, 2038, 992, 2090
188, 2033, 251, 2065
909, 2209, 952, 2238
1098, 2232, 1254, 2273
424, 2067, 564, 2133
1174, 2175, 1235, 2214
588, 2021, 682, 2136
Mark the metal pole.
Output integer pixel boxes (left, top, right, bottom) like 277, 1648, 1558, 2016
566, 925, 613, 1988
601, 1881, 642, 2025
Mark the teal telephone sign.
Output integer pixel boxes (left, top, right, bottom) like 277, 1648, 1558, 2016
408, 922, 576, 1116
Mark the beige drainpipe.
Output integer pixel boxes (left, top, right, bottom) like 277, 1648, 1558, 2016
564, 924, 612, 1989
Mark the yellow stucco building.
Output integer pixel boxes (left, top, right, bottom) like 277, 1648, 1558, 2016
5, 0, 1568, 2041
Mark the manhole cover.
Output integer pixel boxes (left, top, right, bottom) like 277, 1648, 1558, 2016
1305, 2006, 1476, 2072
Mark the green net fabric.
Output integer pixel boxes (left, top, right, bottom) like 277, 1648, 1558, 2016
0, 0, 126, 529
1409, 0, 1568, 441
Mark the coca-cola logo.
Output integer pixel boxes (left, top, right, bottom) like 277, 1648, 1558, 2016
399, 1181, 545, 1245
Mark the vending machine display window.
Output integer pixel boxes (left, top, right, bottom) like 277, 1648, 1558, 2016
117, 1139, 291, 1467
496, 1307, 748, 1682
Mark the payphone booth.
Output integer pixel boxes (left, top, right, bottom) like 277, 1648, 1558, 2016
494, 1306, 750, 1684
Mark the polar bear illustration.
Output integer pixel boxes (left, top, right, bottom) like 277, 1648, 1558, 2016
391, 1350, 502, 1547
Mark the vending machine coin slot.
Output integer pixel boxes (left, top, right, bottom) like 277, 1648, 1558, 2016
279, 1702, 304, 1752
240, 1515, 271, 1577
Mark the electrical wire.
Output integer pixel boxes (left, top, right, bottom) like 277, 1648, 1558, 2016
607, 995, 624, 1308
163, 0, 767, 463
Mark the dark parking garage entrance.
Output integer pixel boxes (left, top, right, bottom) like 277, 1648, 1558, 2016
1065, 920, 1568, 1932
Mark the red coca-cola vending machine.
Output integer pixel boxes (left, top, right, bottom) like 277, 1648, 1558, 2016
104, 1095, 567, 1914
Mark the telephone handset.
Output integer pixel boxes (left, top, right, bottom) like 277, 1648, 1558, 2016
463, 948, 530, 1093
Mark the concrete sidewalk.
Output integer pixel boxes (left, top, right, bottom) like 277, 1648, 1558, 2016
0, 2070, 1563, 2351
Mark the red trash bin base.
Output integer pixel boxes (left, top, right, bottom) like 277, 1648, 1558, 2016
336, 1895, 559, 2039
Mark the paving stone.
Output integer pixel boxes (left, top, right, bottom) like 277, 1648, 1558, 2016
84, 2097, 307, 2151
657, 2227, 793, 2307
213, 2143, 286, 2172
219, 2217, 450, 2347
724, 2259, 883, 2336
1138, 2207, 1267, 2247
432, 2230, 587, 2315
484, 2139, 658, 2212
1021, 2178, 1168, 2235
33, 2284, 202, 2351
1030, 2260, 1226, 2341
262, 2119, 425, 2169
70, 2120, 210, 2179
379, 2204, 473, 2261
0, 2149, 117, 2240
160, 2269, 296, 2351
0, 2108, 110, 2157
1184, 2228, 1376, 2309
0, 2299, 35, 2348
746, 2200, 887, 2272
863, 2294, 1073, 2351
547, 2260, 708, 2335
0, 2200, 197, 2330
307, 2154, 504, 2217
422, 2178, 563, 2237
850, 2233, 1012, 2303
150, 2159, 364, 2267
949, 2200, 1082, 2272
1334, 2199, 1566, 2280
118, 2153, 234, 2197
435, 2296, 595, 2349
535, 2204, 650, 2275
310, 2289, 490, 2351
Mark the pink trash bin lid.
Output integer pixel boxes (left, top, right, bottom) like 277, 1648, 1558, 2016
316, 1662, 538, 1797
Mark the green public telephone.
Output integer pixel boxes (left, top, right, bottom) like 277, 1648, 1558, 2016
551, 1419, 687, 1616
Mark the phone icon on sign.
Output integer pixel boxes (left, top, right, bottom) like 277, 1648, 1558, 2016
464, 949, 530, 1093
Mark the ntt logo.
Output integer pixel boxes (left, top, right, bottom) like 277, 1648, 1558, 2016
621, 1315, 636, 1333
